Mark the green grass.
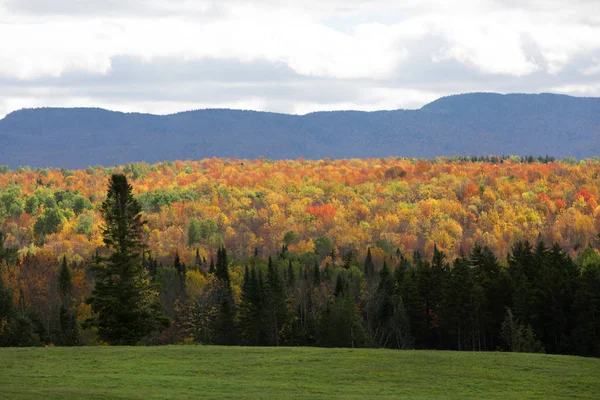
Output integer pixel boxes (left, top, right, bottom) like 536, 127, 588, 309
1, 346, 598, 399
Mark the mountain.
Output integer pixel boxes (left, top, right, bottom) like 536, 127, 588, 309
1, 93, 599, 168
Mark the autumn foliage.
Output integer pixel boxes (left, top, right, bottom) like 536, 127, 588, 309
0, 157, 598, 266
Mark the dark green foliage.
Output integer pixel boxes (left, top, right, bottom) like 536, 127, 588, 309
314, 236, 333, 260
215, 246, 230, 288
0, 273, 40, 347
318, 294, 366, 348
264, 257, 288, 346
33, 207, 64, 242
572, 262, 600, 356
85, 174, 168, 345
238, 267, 265, 346
501, 308, 544, 353
211, 246, 236, 345
187, 219, 202, 246
0, 186, 24, 222
363, 247, 375, 278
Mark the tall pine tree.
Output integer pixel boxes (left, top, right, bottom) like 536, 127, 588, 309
86, 174, 168, 345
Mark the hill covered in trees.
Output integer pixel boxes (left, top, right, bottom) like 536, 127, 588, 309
1, 158, 600, 356
1, 93, 600, 168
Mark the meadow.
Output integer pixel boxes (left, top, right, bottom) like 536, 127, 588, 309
1, 346, 599, 399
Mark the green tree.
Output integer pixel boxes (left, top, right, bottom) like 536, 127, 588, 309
318, 294, 366, 348
58, 256, 78, 346
85, 174, 168, 345
33, 207, 64, 243
501, 308, 544, 353
0, 232, 18, 266
187, 218, 202, 246
212, 246, 236, 345
364, 247, 375, 278
264, 256, 288, 346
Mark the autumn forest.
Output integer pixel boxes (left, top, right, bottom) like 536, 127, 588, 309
1, 156, 599, 356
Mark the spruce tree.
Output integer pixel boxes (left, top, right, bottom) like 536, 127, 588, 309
58, 256, 78, 346
364, 247, 375, 278
215, 246, 230, 287
174, 251, 186, 296
265, 256, 288, 346
312, 261, 321, 285
86, 174, 168, 345
239, 266, 264, 345
212, 245, 237, 344
287, 259, 295, 288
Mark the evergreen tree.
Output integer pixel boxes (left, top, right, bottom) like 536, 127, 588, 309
58, 256, 78, 346
208, 257, 215, 274
211, 246, 236, 345
239, 266, 265, 345
470, 244, 510, 351
0, 275, 39, 347
429, 245, 448, 348
85, 174, 168, 345
312, 262, 321, 285
501, 308, 544, 353
334, 274, 345, 297
264, 256, 288, 346
318, 293, 366, 348
572, 262, 600, 356
215, 247, 230, 287
195, 248, 201, 267
364, 247, 375, 278
371, 261, 395, 347
174, 251, 187, 296
287, 259, 295, 288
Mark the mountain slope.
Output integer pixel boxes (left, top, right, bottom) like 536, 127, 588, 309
1, 93, 599, 168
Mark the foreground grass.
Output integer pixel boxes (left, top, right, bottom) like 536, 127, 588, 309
1, 346, 598, 399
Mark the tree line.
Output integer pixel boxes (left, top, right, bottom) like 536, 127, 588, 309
1, 174, 599, 357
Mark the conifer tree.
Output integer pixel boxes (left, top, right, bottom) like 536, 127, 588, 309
85, 174, 168, 345
212, 246, 236, 345
215, 246, 230, 287
312, 261, 320, 285
265, 256, 288, 346
364, 247, 375, 278
174, 251, 186, 295
287, 259, 295, 288
58, 256, 78, 346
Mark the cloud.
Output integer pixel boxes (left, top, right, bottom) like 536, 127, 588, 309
0, 0, 600, 117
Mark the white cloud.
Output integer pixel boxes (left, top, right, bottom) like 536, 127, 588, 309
0, 0, 599, 116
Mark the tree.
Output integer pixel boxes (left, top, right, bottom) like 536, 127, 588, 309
85, 174, 168, 345
0, 232, 18, 266
318, 294, 366, 348
173, 251, 186, 296
264, 256, 288, 346
364, 247, 376, 278
215, 246, 230, 287
501, 308, 544, 353
188, 219, 202, 247
238, 267, 265, 345
212, 246, 236, 345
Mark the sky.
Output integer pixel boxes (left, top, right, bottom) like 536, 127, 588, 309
1, 0, 599, 118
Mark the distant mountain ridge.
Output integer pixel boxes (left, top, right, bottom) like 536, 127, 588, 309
1, 92, 599, 168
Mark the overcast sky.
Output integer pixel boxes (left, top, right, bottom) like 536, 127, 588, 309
1, 0, 599, 117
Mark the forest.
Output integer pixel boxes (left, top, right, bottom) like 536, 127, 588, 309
0, 157, 599, 356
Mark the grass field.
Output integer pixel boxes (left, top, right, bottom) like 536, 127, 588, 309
1, 346, 598, 399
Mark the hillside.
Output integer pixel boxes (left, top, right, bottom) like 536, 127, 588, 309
1, 346, 598, 399
1, 93, 599, 168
